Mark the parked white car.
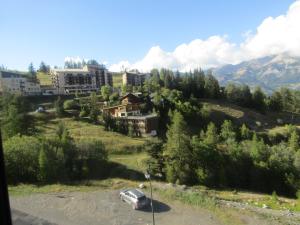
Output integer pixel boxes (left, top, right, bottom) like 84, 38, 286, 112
119, 188, 149, 209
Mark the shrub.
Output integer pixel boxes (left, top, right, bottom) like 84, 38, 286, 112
4, 136, 41, 183
63, 99, 79, 110
76, 140, 108, 179
54, 96, 64, 117
296, 190, 300, 200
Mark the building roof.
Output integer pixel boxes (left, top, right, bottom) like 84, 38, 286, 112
52, 68, 89, 73
124, 71, 150, 76
52, 64, 107, 73
0, 70, 27, 78
120, 93, 140, 101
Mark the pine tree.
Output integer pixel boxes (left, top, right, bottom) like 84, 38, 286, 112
1, 94, 33, 139
240, 124, 251, 140
89, 92, 99, 123
220, 120, 236, 141
203, 122, 218, 146
288, 130, 299, 151
250, 133, 268, 163
164, 111, 193, 184
204, 72, 220, 98
28, 62, 37, 81
252, 86, 266, 112
54, 96, 64, 117
101, 85, 111, 101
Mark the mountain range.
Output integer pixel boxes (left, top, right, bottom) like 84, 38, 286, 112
212, 54, 300, 93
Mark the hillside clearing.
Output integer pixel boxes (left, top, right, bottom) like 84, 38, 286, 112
201, 99, 300, 131
35, 115, 147, 151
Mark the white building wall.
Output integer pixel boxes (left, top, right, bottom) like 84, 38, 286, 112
0, 75, 41, 96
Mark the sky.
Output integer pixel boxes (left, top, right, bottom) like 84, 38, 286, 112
0, 0, 299, 72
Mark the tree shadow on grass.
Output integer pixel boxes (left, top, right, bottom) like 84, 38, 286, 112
107, 161, 146, 181
139, 199, 171, 213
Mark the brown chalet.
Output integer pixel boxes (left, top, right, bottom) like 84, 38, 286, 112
102, 93, 158, 136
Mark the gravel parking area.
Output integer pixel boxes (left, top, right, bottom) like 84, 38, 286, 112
10, 190, 290, 225
10, 190, 221, 225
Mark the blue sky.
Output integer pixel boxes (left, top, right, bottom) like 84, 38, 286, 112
0, 0, 297, 71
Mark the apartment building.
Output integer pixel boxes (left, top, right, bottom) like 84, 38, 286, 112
122, 71, 151, 86
0, 70, 41, 96
51, 64, 113, 95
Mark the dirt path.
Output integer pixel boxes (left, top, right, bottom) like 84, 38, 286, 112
9, 190, 294, 225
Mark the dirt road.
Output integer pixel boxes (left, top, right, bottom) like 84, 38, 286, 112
9, 190, 294, 225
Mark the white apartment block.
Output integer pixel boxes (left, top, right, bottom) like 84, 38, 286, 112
51, 64, 113, 95
0, 71, 41, 96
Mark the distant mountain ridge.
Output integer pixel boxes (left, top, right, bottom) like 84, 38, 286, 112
212, 54, 300, 93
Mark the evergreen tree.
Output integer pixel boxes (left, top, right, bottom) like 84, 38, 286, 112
268, 91, 283, 111
240, 124, 251, 140
220, 120, 236, 141
240, 84, 252, 107
204, 72, 220, 98
1, 94, 33, 139
28, 62, 37, 81
203, 122, 219, 146
288, 130, 299, 151
39, 61, 49, 73
164, 111, 193, 184
101, 85, 111, 101
293, 151, 300, 172
89, 92, 99, 123
144, 139, 164, 176
252, 86, 266, 112
54, 96, 64, 117
250, 133, 268, 163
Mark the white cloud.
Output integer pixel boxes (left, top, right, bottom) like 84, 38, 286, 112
109, 60, 131, 72
242, 0, 300, 58
108, 0, 300, 72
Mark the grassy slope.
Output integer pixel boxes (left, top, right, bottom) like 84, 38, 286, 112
112, 72, 123, 88
37, 72, 52, 85
109, 152, 149, 171
201, 99, 300, 132
35, 115, 146, 152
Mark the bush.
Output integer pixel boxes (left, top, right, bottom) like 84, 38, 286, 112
76, 140, 108, 179
54, 96, 64, 117
296, 190, 300, 200
63, 99, 79, 110
4, 136, 41, 183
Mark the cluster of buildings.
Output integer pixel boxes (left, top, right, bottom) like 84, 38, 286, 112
0, 63, 158, 136
0, 63, 152, 96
